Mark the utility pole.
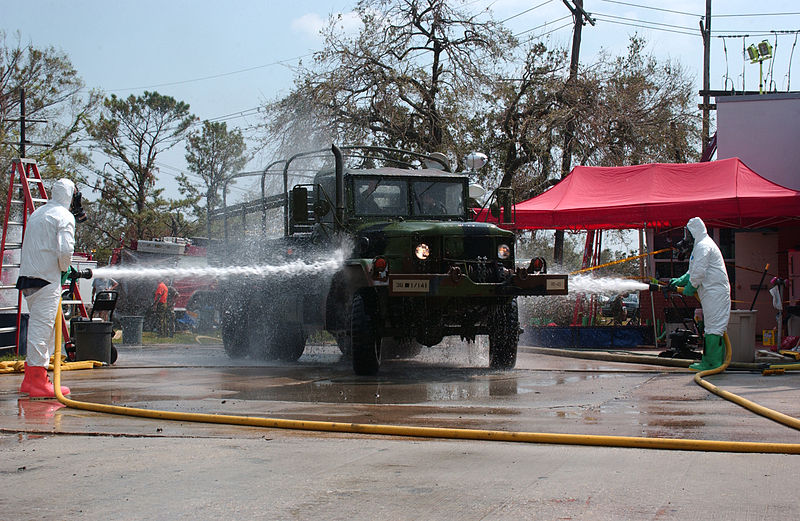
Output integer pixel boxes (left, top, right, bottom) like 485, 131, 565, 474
555, 0, 595, 265
3, 88, 50, 158
699, 0, 712, 157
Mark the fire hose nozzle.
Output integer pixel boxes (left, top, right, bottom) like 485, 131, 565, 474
68, 268, 93, 280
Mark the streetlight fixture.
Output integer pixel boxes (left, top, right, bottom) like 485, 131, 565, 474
747, 40, 773, 94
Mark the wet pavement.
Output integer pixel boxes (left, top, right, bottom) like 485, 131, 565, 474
2, 340, 799, 520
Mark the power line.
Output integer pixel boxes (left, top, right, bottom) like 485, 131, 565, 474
598, 0, 699, 18
715, 12, 800, 18
599, 0, 800, 20
523, 21, 573, 42
714, 30, 800, 39
594, 12, 697, 33
514, 15, 573, 37
592, 15, 697, 37
501, 0, 555, 23
107, 53, 314, 93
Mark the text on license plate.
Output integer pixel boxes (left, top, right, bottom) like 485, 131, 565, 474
392, 279, 430, 293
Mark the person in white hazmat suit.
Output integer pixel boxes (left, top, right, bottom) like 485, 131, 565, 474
16, 179, 76, 398
670, 217, 731, 371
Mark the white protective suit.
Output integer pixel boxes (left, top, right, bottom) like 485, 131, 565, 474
686, 217, 731, 335
18, 179, 76, 368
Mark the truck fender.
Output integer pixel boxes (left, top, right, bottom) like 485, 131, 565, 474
325, 263, 372, 333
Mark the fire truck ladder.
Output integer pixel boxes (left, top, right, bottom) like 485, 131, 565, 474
0, 158, 88, 356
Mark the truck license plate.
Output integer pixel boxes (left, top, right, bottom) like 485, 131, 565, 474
391, 279, 430, 293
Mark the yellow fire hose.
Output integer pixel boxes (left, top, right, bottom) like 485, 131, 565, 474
51, 307, 800, 454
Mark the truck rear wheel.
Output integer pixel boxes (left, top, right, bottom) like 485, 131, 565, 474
489, 298, 519, 370
222, 308, 248, 359
274, 324, 307, 361
351, 292, 381, 375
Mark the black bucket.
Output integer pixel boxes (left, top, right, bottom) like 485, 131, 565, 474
72, 320, 114, 364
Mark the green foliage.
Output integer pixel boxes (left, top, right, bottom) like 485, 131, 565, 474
0, 31, 100, 195
87, 91, 196, 245
180, 120, 247, 237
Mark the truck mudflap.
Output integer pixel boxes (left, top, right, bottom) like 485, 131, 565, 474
388, 272, 568, 297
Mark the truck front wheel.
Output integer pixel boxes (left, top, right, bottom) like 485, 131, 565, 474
488, 298, 519, 370
351, 292, 381, 375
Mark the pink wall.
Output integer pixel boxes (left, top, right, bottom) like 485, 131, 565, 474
716, 93, 800, 190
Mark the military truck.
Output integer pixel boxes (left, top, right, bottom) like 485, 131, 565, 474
210, 145, 567, 375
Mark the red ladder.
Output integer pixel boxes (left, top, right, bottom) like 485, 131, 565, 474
0, 159, 88, 355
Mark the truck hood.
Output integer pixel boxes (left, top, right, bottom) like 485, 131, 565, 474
356, 220, 514, 239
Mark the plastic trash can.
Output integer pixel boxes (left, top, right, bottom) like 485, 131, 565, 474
120, 315, 144, 345
72, 320, 114, 364
727, 310, 757, 362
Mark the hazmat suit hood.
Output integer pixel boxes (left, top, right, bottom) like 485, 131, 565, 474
51, 178, 75, 208
686, 216, 707, 242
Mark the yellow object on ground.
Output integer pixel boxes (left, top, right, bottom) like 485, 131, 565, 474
1, 357, 102, 374
51, 306, 800, 455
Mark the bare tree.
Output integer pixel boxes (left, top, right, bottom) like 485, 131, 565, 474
261, 0, 515, 162
483, 36, 699, 201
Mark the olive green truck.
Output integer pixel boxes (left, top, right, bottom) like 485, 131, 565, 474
210, 145, 567, 375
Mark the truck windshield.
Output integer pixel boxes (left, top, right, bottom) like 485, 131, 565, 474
354, 178, 408, 216
353, 177, 465, 217
411, 180, 464, 216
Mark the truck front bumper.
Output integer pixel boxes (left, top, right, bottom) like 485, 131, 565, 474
387, 271, 568, 298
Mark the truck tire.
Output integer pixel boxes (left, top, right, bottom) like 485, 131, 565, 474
222, 308, 248, 359
351, 292, 381, 375
336, 334, 352, 357
274, 324, 307, 361
489, 298, 519, 370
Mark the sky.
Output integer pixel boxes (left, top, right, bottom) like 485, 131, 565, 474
3, 0, 799, 202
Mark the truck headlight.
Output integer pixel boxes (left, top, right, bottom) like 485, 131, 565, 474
415, 243, 430, 260
497, 243, 511, 260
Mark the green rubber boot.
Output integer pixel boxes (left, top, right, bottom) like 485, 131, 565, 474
689, 333, 724, 371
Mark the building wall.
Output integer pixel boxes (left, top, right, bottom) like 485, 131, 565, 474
716, 93, 800, 190
734, 231, 780, 335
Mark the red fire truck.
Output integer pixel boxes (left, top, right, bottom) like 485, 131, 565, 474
109, 238, 217, 331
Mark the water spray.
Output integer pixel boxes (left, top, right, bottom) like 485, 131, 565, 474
567, 274, 648, 295
92, 251, 347, 280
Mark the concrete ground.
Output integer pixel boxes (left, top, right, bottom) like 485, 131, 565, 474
1, 339, 799, 520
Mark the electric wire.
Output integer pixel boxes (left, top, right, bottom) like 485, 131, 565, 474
593, 12, 698, 34
787, 32, 798, 90
514, 15, 573, 38
768, 34, 778, 91
592, 15, 697, 37
598, 0, 700, 18
500, 0, 554, 23
599, 0, 800, 20
107, 54, 314, 93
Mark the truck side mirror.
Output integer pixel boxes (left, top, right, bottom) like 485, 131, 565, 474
291, 186, 309, 224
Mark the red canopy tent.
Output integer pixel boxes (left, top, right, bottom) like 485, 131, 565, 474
498, 158, 800, 230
